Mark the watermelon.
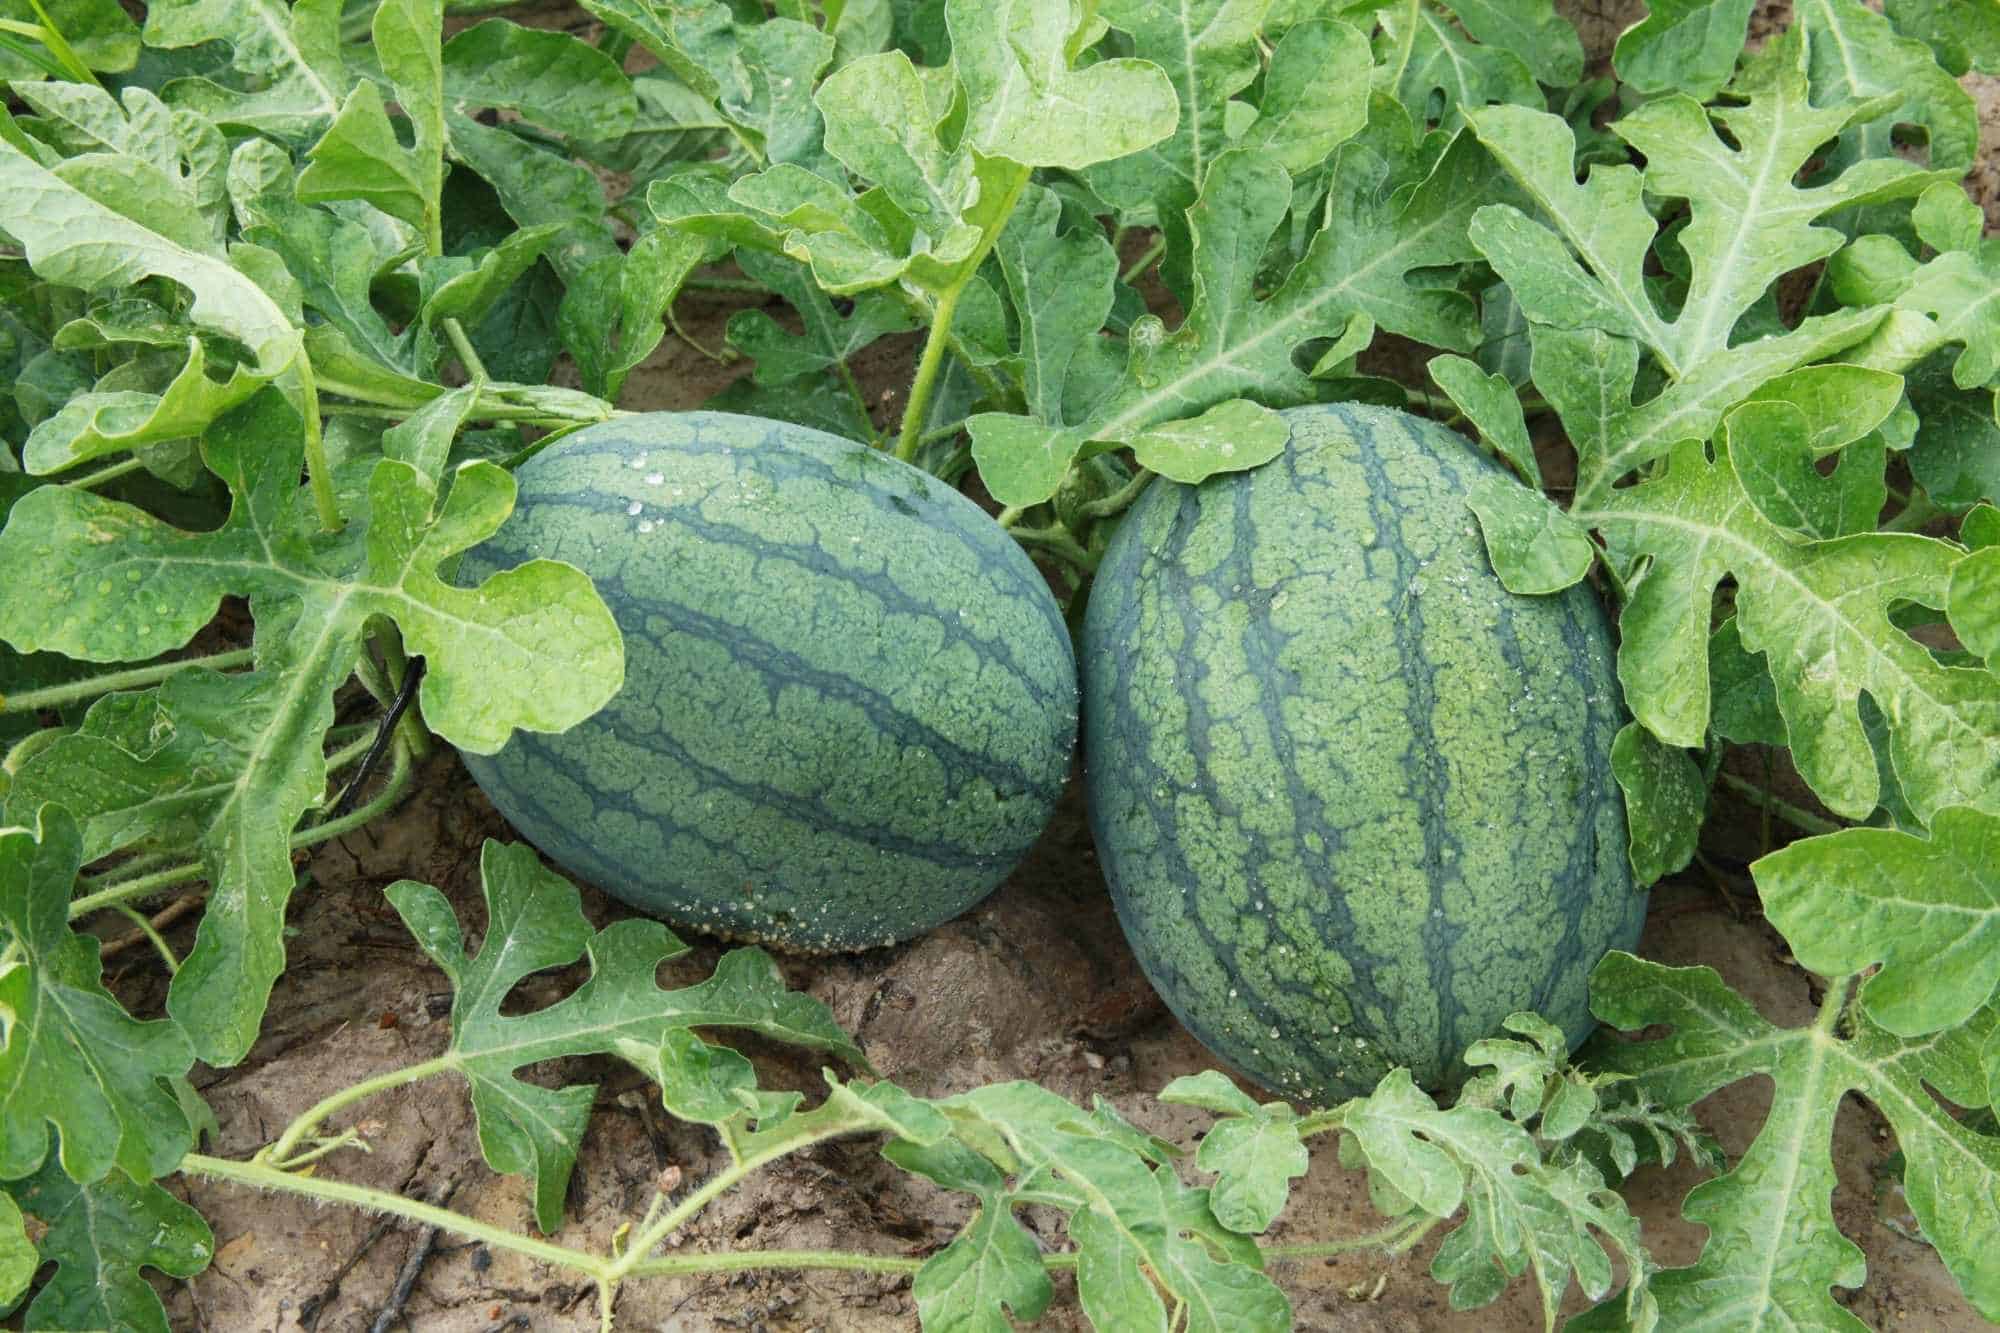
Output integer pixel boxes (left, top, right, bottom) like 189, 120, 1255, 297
457, 411, 1077, 951
1081, 403, 1642, 1102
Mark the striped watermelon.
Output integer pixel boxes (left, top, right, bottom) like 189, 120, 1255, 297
1081, 403, 1642, 1102
457, 412, 1077, 951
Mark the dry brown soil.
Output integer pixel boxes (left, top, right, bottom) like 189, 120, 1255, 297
23, 2, 2000, 1330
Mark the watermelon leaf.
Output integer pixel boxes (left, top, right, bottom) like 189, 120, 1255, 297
1079, 0, 1368, 294
1581, 431, 2000, 825
940, 1082, 1291, 1333
0, 132, 300, 417
1335, 1068, 1656, 1329
887, 1137, 1055, 1330
1886, 0, 2000, 75
1428, 354, 1539, 483
0, 1154, 212, 1333
1952, 544, 2000, 660
1580, 953, 2000, 1328
0, 1190, 30, 1312
1608, 723, 1707, 887
1465, 472, 1596, 595
1612, 0, 1757, 99
1795, 0, 1980, 224
0, 391, 622, 1065
1158, 1071, 1307, 1235
1836, 195, 2000, 392
140, 0, 348, 139
970, 100, 1504, 504
0, 807, 199, 1186
384, 840, 864, 1233
1378, 2, 1541, 132
1468, 50, 1940, 506
438, 21, 638, 142
1758, 808, 2000, 1036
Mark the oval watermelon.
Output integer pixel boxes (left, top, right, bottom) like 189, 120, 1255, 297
1081, 402, 1642, 1102
457, 411, 1078, 951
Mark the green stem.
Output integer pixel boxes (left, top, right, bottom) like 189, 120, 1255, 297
67, 738, 413, 920
21, 0, 95, 84
623, 1248, 925, 1280
1817, 975, 1856, 1038
0, 648, 254, 715
896, 164, 1034, 462
63, 456, 145, 491
1882, 493, 1942, 533
442, 317, 490, 386
181, 1152, 603, 1274
996, 505, 1025, 530
1264, 1217, 1436, 1261
1010, 523, 1099, 573
1717, 772, 1843, 838
1296, 1107, 1346, 1138
297, 356, 342, 532
111, 902, 181, 973
896, 282, 972, 462
1120, 236, 1167, 286
1077, 469, 1155, 520
263, 1054, 457, 1165
268, 1129, 371, 1170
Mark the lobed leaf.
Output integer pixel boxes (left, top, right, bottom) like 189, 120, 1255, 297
1582, 954, 2000, 1328
0, 808, 197, 1185
1159, 1071, 1307, 1234
143, 0, 348, 139
0, 1154, 211, 1333
1608, 723, 1706, 886
441, 21, 638, 141
949, 0, 1177, 172
0, 139, 301, 385
387, 841, 863, 1231
1759, 809, 2000, 1036
971, 101, 1505, 504
0, 392, 620, 1063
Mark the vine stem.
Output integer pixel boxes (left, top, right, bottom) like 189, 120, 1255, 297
1120, 235, 1167, 286
177, 1148, 1434, 1321
111, 902, 180, 973
442, 317, 491, 386
604, 1121, 859, 1287
1717, 772, 1843, 838
1263, 1216, 1437, 1261
297, 355, 342, 532
180, 1152, 600, 1272
1077, 468, 1155, 520
263, 1055, 456, 1165
895, 164, 1034, 462
21, 0, 95, 85
0, 648, 254, 715
1881, 492, 1943, 533
1010, 523, 1099, 573
63, 456, 145, 491
66, 737, 412, 920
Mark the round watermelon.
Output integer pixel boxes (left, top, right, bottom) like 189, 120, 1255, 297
457, 412, 1077, 951
1081, 402, 1643, 1102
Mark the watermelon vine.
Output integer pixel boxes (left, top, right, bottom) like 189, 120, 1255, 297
3, 0, 2000, 1330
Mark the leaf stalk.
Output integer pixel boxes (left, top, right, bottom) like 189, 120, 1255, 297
895, 163, 1035, 462
0, 648, 255, 715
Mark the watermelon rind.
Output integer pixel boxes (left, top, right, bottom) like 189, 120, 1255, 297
458, 411, 1078, 952
1082, 402, 1644, 1102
